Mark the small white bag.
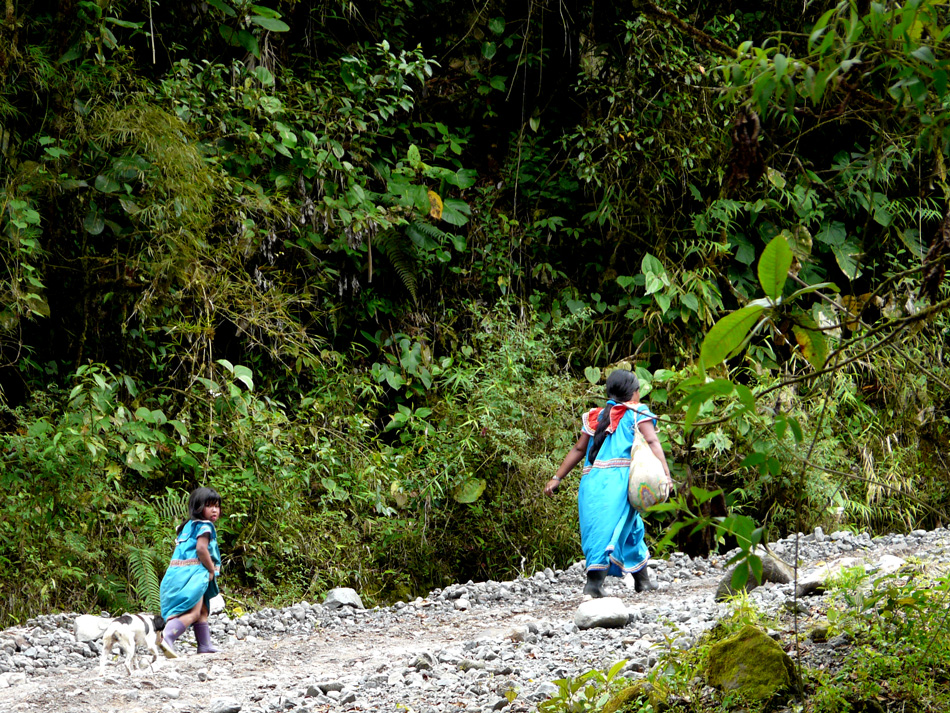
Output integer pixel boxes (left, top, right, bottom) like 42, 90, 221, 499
627, 426, 671, 513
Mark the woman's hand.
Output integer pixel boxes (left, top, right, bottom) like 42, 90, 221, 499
543, 478, 561, 496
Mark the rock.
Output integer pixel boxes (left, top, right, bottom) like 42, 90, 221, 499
160, 687, 182, 698
601, 683, 652, 713
209, 594, 226, 615
208, 697, 242, 713
574, 598, 629, 630
528, 682, 560, 701
411, 652, 436, 670
873, 554, 905, 576
716, 548, 796, 600
505, 626, 529, 642
0, 672, 27, 688
324, 588, 364, 610
73, 615, 110, 643
705, 625, 798, 700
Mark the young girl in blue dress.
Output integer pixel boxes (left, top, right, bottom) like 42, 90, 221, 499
159, 487, 223, 657
543, 369, 672, 597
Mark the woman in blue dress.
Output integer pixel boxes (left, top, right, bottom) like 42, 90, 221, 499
159, 487, 223, 656
544, 370, 672, 597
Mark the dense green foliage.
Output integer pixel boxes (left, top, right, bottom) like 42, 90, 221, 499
539, 565, 950, 712
1, 0, 949, 626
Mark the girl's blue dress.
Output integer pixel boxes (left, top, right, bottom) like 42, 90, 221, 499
160, 519, 221, 620
578, 402, 656, 575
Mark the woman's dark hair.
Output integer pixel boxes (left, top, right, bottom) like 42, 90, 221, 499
176, 487, 222, 535
588, 370, 640, 463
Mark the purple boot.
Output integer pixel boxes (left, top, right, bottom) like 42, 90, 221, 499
194, 622, 220, 654
161, 618, 187, 658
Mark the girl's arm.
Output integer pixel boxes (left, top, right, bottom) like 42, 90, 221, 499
637, 419, 672, 482
196, 534, 216, 580
544, 433, 591, 496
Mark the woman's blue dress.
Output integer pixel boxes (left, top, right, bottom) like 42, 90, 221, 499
578, 403, 656, 575
160, 519, 221, 620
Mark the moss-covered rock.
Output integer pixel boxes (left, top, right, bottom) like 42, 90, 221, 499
602, 682, 665, 713
705, 625, 799, 701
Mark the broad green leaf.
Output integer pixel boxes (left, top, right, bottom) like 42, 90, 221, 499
731, 561, 750, 591
236, 29, 260, 57
792, 319, 828, 370
233, 365, 254, 391
488, 16, 505, 34
250, 15, 290, 32
689, 486, 724, 505
700, 304, 765, 368
482, 42, 497, 60
832, 238, 864, 280
83, 210, 105, 235
584, 366, 601, 385
206, 0, 236, 16
740, 452, 767, 467
758, 234, 793, 300
749, 553, 764, 584
253, 66, 275, 85
453, 477, 487, 503
440, 198, 471, 226
250, 4, 280, 17
94, 175, 120, 193
453, 169, 477, 190
816, 220, 846, 246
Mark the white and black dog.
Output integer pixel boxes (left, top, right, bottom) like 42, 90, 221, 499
98, 613, 166, 675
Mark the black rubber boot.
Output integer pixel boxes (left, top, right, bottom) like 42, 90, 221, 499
583, 569, 607, 598
633, 566, 658, 592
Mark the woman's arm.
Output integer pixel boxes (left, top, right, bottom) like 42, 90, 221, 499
196, 534, 215, 581
544, 433, 591, 496
637, 419, 672, 482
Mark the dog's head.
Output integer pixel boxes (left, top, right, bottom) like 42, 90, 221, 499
151, 615, 166, 633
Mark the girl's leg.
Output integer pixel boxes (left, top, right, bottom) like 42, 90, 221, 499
161, 599, 203, 658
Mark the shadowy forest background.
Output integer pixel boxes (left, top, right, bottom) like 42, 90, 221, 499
1, 0, 949, 626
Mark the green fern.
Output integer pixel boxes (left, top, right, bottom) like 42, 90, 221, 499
376, 230, 420, 302
128, 545, 162, 613
153, 490, 188, 531
406, 220, 450, 248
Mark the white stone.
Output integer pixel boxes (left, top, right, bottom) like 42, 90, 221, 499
574, 597, 629, 630
208, 697, 242, 713
73, 615, 111, 643
209, 594, 226, 614
324, 588, 364, 610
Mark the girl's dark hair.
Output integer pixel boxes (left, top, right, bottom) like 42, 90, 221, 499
587, 370, 640, 463
176, 487, 222, 535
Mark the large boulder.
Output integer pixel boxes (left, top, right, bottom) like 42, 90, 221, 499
705, 625, 799, 701
574, 597, 629, 630
74, 614, 111, 642
324, 587, 364, 610
716, 548, 796, 600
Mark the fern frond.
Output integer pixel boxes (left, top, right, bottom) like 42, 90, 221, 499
376, 230, 419, 302
154, 490, 187, 531
408, 220, 447, 243
127, 545, 162, 613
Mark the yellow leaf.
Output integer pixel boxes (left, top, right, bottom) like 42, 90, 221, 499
428, 190, 443, 220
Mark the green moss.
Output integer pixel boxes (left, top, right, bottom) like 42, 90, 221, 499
705, 625, 799, 701
602, 682, 668, 713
